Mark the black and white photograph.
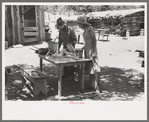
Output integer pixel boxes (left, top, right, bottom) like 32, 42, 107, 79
2, 2, 147, 120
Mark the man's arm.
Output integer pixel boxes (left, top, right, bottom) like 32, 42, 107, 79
58, 34, 62, 50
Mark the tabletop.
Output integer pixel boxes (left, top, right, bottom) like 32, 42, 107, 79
39, 55, 91, 65
95, 28, 110, 31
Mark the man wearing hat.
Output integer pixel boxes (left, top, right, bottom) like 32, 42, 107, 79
56, 17, 77, 79
77, 16, 101, 93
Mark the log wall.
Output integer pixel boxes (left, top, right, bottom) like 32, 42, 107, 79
5, 5, 45, 47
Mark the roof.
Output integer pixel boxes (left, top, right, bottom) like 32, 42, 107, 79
53, 8, 144, 22
87, 8, 145, 20
64, 15, 79, 21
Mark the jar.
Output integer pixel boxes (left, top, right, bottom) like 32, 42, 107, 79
140, 29, 144, 36
126, 30, 130, 38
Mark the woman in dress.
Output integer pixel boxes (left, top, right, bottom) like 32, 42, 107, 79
77, 16, 101, 93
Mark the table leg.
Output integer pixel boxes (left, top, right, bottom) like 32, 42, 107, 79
78, 35, 80, 43
40, 58, 42, 72
58, 65, 62, 99
107, 36, 108, 41
98, 31, 100, 41
80, 63, 84, 93
102, 35, 104, 42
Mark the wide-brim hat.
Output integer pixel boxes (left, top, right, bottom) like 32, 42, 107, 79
77, 16, 91, 26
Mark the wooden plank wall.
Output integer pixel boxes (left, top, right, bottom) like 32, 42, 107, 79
5, 6, 12, 46
24, 27, 39, 31
5, 5, 46, 46
21, 6, 25, 44
11, 6, 16, 45
35, 6, 40, 42
39, 6, 45, 41
16, 6, 21, 44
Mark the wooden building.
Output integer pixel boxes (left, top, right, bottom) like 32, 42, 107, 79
120, 10, 144, 36
5, 5, 45, 47
87, 9, 145, 36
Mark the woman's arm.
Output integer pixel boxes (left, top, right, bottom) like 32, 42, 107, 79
70, 28, 77, 47
89, 27, 97, 54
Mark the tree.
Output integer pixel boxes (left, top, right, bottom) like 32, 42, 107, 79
42, 5, 144, 15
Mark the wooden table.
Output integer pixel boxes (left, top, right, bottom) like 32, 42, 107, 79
95, 28, 110, 41
39, 55, 91, 99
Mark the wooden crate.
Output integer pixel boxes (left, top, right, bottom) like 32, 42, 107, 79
21, 66, 48, 97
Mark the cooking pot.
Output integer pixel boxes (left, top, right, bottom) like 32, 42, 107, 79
35, 48, 48, 55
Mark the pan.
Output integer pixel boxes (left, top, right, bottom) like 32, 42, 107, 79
30, 47, 48, 55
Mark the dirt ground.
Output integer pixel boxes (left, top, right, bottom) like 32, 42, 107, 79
5, 34, 145, 101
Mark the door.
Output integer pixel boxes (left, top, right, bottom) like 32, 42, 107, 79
22, 6, 40, 44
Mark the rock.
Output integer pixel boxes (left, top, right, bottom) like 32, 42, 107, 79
20, 94, 28, 98
12, 80, 22, 86
16, 90, 21, 95
11, 86, 18, 90
9, 89, 17, 94
22, 87, 28, 91
16, 99, 23, 101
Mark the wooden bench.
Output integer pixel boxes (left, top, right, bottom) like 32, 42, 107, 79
21, 66, 48, 97
95, 29, 110, 41
110, 28, 116, 35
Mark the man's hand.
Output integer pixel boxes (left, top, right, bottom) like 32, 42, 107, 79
57, 48, 60, 53
92, 52, 97, 59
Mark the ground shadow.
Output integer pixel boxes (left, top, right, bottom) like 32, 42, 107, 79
5, 64, 144, 101
23, 42, 43, 46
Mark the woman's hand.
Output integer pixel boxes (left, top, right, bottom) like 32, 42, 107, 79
92, 52, 97, 59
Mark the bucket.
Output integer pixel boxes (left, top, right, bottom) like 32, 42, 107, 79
48, 41, 58, 53
126, 30, 130, 38
75, 48, 83, 58
140, 29, 144, 36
